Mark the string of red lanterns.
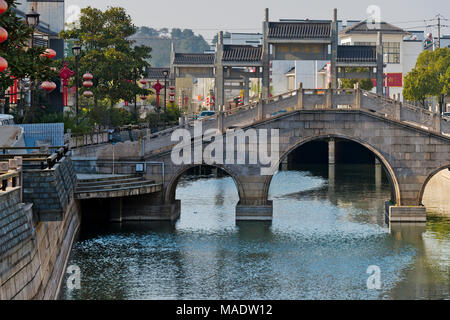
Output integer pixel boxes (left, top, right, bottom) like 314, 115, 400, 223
0, 0, 8, 73
82, 72, 94, 98
169, 86, 176, 103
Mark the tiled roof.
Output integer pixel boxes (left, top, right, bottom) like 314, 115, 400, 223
173, 53, 215, 65
222, 45, 262, 62
147, 68, 170, 79
268, 22, 331, 39
340, 21, 409, 35
337, 45, 377, 63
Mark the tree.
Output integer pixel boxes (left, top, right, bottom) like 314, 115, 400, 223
59, 6, 152, 110
0, 0, 58, 115
212, 32, 231, 45
131, 27, 210, 67
403, 48, 450, 110
340, 67, 374, 91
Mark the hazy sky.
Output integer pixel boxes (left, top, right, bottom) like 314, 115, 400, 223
66, 0, 450, 41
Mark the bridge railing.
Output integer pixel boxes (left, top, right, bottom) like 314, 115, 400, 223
0, 157, 23, 201
0, 145, 69, 170
360, 90, 446, 134
68, 124, 152, 149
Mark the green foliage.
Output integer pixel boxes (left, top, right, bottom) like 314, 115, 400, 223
212, 32, 231, 45
0, 0, 58, 93
59, 6, 152, 107
131, 27, 210, 67
145, 104, 181, 128
340, 67, 374, 91
403, 48, 450, 106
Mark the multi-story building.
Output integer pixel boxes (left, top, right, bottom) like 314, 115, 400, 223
272, 20, 423, 100
339, 21, 423, 100
13, 0, 65, 58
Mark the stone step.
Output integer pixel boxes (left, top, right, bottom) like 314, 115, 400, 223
75, 183, 161, 195
77, 177, 144, 187
75, 180, 156, 193
77, 174, 138, 184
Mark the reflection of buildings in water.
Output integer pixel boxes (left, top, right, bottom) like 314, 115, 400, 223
387, 222, 450, 299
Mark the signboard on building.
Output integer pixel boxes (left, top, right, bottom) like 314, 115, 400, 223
371, 73, 403, 88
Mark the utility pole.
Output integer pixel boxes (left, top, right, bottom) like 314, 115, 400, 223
437, 15, 441, 48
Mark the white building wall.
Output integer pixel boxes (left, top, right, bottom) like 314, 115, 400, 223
339, 33, 423, 100
271, 61, 294, 95
295, 60, 328, 89
24, 1, 65, 35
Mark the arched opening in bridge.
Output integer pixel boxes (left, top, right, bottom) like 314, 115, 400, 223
168, 165, 241, 226
421, 166, 450, 216
284, 138, 376, 166
269, 137, 399, 225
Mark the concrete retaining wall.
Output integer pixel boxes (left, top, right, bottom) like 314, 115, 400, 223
0, 159, 81, 300
22, 158, 77, 222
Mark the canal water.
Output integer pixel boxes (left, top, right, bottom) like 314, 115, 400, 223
60, 164, 450, 300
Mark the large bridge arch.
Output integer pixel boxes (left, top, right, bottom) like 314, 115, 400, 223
164, 164, 245, 205
263, 134, 402, 205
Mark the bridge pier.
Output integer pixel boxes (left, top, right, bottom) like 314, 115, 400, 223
236, 201, 273, 221
387, 205, 427, 223
328, 138, 336, 165
375, 158, 382, 190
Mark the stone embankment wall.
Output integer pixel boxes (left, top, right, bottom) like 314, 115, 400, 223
423, 169, 450, 216
0, 159, 80, 300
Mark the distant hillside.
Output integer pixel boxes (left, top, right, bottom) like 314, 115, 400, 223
131, 27, 210, 67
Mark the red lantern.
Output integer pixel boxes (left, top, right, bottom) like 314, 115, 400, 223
41, 81, 56, 93
41, 48, 56, 59
83, 91, 94, 97
83, 72, 93, 81
0, 27, 8, 44
139, 79, 147, 85
152, 80, 164, 108
0, 0, 7, 15
0, 56, 7, 72
83, 80, 93, 88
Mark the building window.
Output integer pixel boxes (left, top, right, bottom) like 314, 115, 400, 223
355, 42, 400, 64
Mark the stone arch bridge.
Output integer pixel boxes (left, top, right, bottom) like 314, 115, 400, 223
73, 87, 450, 223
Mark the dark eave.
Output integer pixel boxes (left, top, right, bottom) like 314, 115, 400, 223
268, 21, 331, 40
337, 45, 377, 63
173, 53, 215, 65
222, 45, 262, 62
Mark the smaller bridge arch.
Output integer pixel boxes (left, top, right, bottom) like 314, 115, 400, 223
164, 164, 246, 205
418, 163, 450, 207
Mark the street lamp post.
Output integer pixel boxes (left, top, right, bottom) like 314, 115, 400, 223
72, 45, 82, 123
162, 70, 169, 111
26, 8, 40, 122
26, 7, 40, 48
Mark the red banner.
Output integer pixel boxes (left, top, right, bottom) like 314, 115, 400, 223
372, 73, 403, 88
